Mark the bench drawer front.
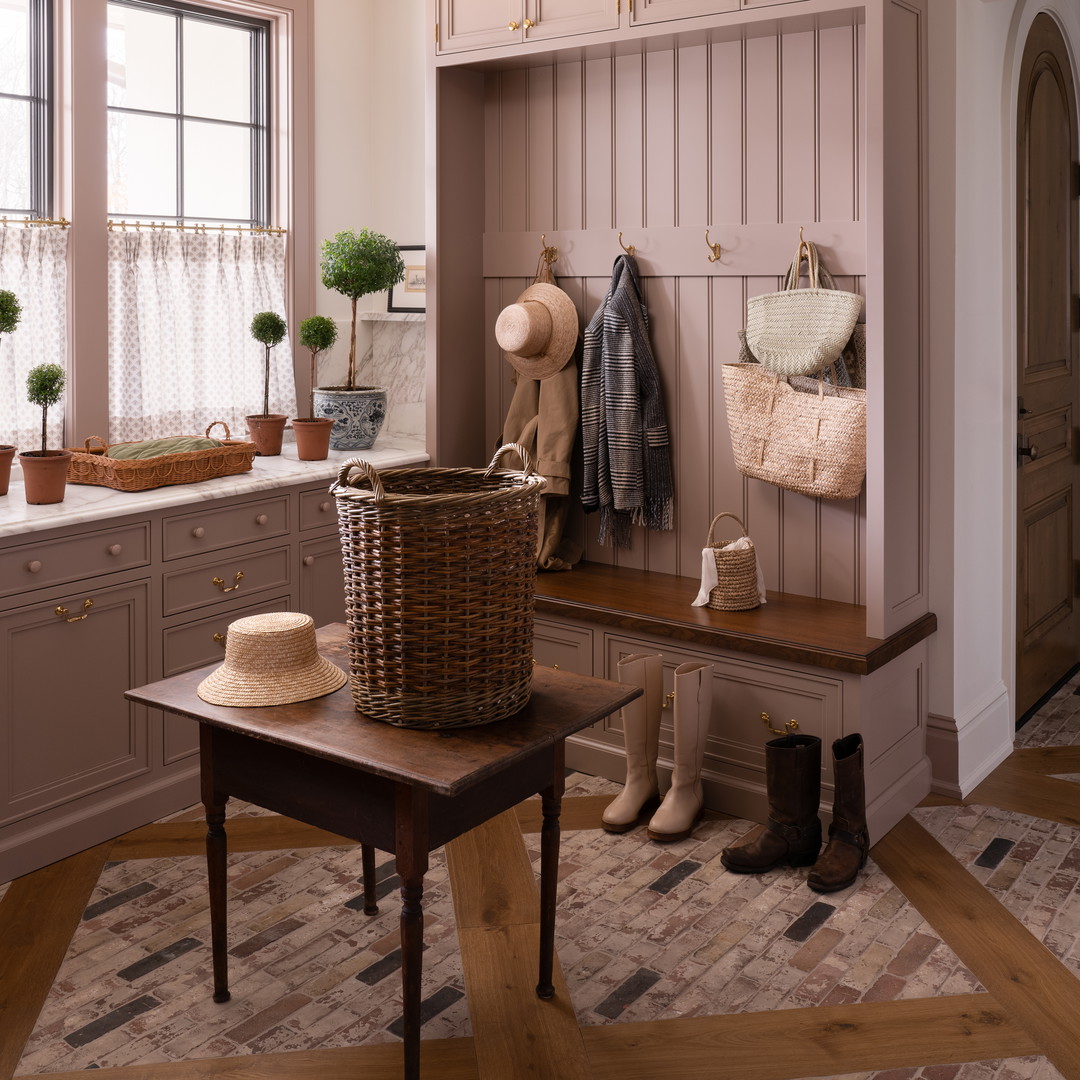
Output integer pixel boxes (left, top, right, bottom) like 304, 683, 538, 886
533, 617, 594, 676
163, 496, 289, 559
299, 488, 339, 532
0, 522, 150, 599
162, 546, 291, 616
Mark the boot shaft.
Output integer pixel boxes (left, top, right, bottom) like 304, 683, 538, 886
764, 734, 822, 826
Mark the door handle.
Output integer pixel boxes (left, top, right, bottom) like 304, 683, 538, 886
1017, 434, 1039, 463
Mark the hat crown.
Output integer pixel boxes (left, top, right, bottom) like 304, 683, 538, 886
494, 281, 579, 381
495, 300, 552, 357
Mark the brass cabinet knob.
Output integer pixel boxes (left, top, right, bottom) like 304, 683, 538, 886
213, 632, 226, 647
107, 543, 122, 556
523, 17, 534, 28
26, 559, 42, 573
508, 20, 519, 29
192, 526, 206, 539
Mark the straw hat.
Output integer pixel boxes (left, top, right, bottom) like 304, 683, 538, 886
495, 281, 579, 380
197, 611, 347, 707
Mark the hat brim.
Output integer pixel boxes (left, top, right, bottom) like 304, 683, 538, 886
503, 282, 579, 380
197, 655, 348, 707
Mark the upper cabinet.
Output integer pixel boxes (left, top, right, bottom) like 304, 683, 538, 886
628, 0, 736, 26
437, 0, 618, 55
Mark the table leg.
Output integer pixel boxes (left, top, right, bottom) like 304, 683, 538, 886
396, 786, 429, 1080
361, 843, 378, 915
536, 742, 566, 1000
205, 799, 231, 1004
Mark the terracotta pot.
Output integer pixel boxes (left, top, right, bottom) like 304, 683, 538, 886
291, 417, 335, 461
312, 387, 388, 451
0, 445, 15, 496
20, 449, 72, 505
245, 413, 287, 456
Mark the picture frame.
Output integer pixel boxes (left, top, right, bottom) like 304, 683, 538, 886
387, 245, 426, 313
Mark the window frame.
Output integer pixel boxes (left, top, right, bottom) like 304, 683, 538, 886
105, 0, 272, 227
0, 0, 53, 218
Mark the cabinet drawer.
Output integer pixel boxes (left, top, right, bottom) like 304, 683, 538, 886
0, 522, 150, 599
162, 546, 291, 617
533, 617, 594, 675
163, 495, 289, 559
299, 488, 339, 531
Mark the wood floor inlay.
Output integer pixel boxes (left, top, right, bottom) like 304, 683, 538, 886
5, 690, 1080, 1079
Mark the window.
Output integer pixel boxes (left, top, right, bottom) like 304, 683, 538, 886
0, 0, 51, 218
106, 0, 269, 226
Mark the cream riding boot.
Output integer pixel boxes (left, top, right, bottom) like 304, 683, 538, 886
602, 653, 664, 833
647, 662, 713, 842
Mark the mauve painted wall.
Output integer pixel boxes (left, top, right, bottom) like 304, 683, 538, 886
481, 25, 868, 603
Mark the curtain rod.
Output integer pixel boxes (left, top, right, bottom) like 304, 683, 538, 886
108, 219, 286, 235
1, 216, 71, 228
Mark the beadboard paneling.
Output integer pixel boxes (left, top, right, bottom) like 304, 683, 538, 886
483, 21, 867, 603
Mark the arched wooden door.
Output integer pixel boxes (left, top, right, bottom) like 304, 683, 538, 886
1016, 13, 1080, 719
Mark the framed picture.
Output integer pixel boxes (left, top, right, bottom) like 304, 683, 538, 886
387, 245, 426, 312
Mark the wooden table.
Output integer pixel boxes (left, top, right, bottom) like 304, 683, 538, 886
125, 622, 638, 1079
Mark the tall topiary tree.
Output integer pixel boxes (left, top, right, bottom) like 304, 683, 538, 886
249, 311, 287, 417
25, 363, 65, 453
298, 315, 338, 417
319, 229, 405, 390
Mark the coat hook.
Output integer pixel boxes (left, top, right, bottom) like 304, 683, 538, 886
618, 231, 635, 257
539, 233, 558, 264
705, 229, 722, 263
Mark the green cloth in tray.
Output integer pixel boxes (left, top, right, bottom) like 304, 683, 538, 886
106, 436, 224, 460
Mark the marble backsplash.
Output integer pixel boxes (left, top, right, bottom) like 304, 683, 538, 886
355, 312, 425, 439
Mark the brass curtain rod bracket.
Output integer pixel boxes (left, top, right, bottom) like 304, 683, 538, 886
618, 231, 635, 257
705, 229, 722, 263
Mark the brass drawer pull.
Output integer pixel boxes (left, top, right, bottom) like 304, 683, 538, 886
662, 690, 676, 709
212, 571, 245, 593
213, 632, 226, 647
761, 711, 799, 736
55, 598, 93, 622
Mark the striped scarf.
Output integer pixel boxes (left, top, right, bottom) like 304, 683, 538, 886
580, 255, 674, 547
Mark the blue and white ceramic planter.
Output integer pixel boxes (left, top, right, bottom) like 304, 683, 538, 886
312, 387, 388, 451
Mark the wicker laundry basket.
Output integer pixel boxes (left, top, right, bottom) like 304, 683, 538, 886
330, 444, 547, 729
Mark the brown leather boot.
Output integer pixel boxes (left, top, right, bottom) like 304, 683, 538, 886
808, 733, 868, 893
720, 734, 822, 873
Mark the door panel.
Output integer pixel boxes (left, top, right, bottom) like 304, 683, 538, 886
1016, 14, 1080, 717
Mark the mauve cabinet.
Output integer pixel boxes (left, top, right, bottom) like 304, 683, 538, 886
0, 446, 424, 883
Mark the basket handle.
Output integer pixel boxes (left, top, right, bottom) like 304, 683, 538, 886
331, 458, 386, 503
706, 512, 749, 547
485, 442, 535, 478
82, 435, 108, 453
205, 421, 232, 440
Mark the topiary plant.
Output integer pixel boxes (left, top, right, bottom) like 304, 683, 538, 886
249, 311, 287, 417
26, 363, 66, 453
0, 289, 22, 340
320, 229, 405, 390
298, 315, 338, 417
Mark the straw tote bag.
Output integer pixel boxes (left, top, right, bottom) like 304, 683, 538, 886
744, 239, 863, 377
721, 362, 866, 501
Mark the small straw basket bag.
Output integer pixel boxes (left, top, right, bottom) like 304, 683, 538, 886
703, 512, 761, 612
330, 444, 547, 730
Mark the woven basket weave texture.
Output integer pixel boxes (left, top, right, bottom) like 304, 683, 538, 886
332, 445, 545, 730
721, 363, 866, 501
705, 512, 760, 611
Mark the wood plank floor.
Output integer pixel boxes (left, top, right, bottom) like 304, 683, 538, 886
2, 735, 1079, 1079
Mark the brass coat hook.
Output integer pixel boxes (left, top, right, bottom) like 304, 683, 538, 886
539, 233, 558, 265
618, 231, 635, 257
705, 229, 722, 263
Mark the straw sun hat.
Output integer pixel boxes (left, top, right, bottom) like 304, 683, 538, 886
495, 281, 579, 380
197, 611, 347, 707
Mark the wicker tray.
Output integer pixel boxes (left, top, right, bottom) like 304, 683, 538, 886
330, 443, 547, 730
66, 422, 257, 492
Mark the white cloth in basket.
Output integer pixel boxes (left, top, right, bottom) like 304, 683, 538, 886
691, 537, 767, 607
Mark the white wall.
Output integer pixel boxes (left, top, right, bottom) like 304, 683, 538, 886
311, 0, 426, 385
928, 0, 1080, 794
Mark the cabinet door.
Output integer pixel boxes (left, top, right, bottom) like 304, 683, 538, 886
523, 0, 618, 41
299, 536, 346, 629
533, 617, 593, 674
438, 0, 522, 54
0, 581, 150, 827
629, 0, 737, 26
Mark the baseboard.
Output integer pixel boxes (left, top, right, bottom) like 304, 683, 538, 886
0, 766, 200, 884
926, 682, 1013, 798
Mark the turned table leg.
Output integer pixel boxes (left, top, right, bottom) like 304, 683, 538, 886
361, 843, 378, 915
395, 786, 429, 1080
536, 742, 566, 1000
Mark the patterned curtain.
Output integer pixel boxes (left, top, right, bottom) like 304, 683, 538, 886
0, 225, 69, 451
108, 229, 296, 442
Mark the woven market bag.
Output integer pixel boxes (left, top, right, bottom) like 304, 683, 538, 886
744, 239, 863, 377
330, 444, 547, 730
721, 362, 866, 501
704, 512, 761, 611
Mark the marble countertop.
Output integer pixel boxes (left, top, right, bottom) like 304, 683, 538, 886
0, 436, 429, 540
